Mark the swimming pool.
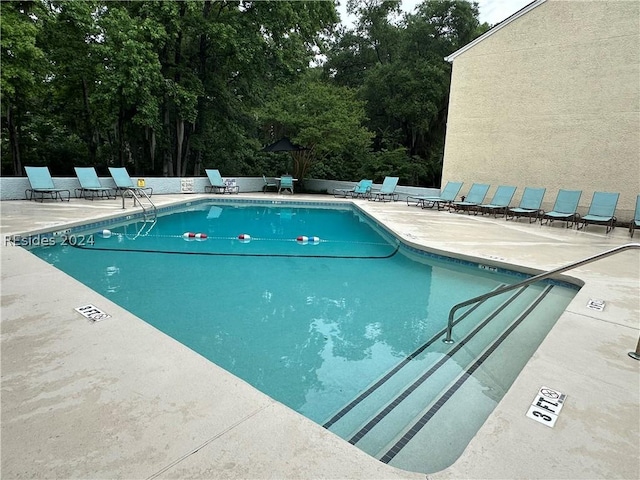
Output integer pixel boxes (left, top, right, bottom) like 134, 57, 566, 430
26, 199, 579, 474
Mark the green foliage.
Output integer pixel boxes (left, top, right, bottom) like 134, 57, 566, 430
1, 2, 45, 98
94, 4, 165, 127
354, 147, 437, 186
258, 70, 373, 182
1, 0, 486, 185
324, 0, 488, 186
1, 0, 47, 174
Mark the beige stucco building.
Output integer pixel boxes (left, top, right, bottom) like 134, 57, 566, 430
442, 0, 639, 221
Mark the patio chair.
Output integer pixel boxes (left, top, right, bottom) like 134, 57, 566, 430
278, 175, 294, 194
630, 195, 640, 238
74, 167, 115, 200
205, 169, 238, 194
577, 191, 619, 233
205, 169, 226, 193
333, 179, 372, 199
370, 176, 399, 202
262, 175, 278, 193
450, 183, 490, 213
406, 181, 463, 210
541, 189, 582, 228
505, 187, 546, 223
349, 179, 374, 199
477, 185, 517, 217
24, 166, 71, 202
108, 167, 153, 197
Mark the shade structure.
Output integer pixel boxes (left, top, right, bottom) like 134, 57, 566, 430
262, 137, 308, 152
262, 137, 310, 187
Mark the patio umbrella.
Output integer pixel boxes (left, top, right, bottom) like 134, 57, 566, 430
261, 137, 309, 179
261, 137, 307, 153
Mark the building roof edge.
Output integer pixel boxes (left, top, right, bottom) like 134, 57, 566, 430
444, 0, 547, 63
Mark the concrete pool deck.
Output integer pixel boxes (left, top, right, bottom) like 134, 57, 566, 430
1, 193, 638, 479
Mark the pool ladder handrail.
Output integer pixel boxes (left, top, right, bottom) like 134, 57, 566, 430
122, 188, 156, 220
444, 242, 640, 344
121, 188, 157, 238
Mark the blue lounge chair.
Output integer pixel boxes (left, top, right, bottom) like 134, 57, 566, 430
205, 169, 225, 193
630, 195, 640, 238
505, 187, 546, 223
74, 167, 115, 200
370, 176, 399, 202
278, 175, 294, 194
334, 179, 372, 199
205, 169, 238, 194
108, 167, 153, 197
262, 175, 278, 193
477, 185, 517, 217
577, 191, 619, 233
541, 189, 582, 228
349, 179, 373, 199
24, 166, 71, 202
451, 183, 490, 213
406, 181, 463, 210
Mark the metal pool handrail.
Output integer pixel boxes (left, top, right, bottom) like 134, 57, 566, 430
122, 188, 156, 215
443, 242, 640, 344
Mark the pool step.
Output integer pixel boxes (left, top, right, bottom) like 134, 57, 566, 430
382, 283, 576, 473
323, 283, 562, 470
322, 283, 512, 434
324, 283, 534, 437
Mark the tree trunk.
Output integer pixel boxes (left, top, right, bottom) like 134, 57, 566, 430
162, 108, 173, 176
193, 150, 202, 176
118, 105, 125, 166
293, 147, 315, 184
6, 100, 22, 175
146, 127, 156, 171
190, 1, 211, 178
181, 123, 192, 177
81, 78, 97, 164
176, 118, 184, 178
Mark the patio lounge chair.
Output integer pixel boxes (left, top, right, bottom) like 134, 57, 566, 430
349, 179, 374, 199
205, 169, 238, 194
24, 166, 71, 202
577, 191, 619, 233
450, 183, 490, 213
477, 185, 517, 217
370, 176, 399, 202
406, 181, 463, 210
541, 189, 582, 228
74, 167, 115, 200
262, 175, 278, 193
333, 179, 372, 199
630, 195, 640, 238
108, 167, 153, 197
505, 187, 546, 223
278, 175, 294, 194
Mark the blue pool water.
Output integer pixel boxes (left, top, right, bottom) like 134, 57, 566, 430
28, 200, 578, 473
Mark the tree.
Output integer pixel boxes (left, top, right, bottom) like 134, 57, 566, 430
0, 0, 488, 184
38, 1, 102, 167
93, 2, 167, 172
324, 0, 489, 186
258, 70, 373, 184
192, 0, 339, 176
1, 1, 47, 175
1, 0, 340, 177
